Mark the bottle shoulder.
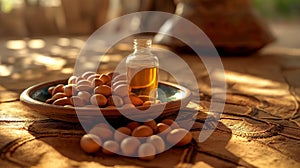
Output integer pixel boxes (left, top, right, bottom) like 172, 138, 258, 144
127, 51, 158, 61
126, 54, 159, 68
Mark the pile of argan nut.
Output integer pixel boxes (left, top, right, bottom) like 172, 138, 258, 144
80, 119, 192, 160
46, 72, 193, 160
46, 71, 154, 108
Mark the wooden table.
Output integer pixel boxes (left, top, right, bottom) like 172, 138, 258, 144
0, 36, 300, 168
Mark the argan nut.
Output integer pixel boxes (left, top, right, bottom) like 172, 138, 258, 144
76, 84, 93, 92
75, 76, 85, 84
53, 97, 72, 106
156, 123, 171, 136
138, 95, 150, 102
48, 86, 55, 95
80, 134, 102, 153
111, 80, 128, 90
122, 95, 130, 104
51, 92, 67, 101
64, 105, 73, 108
146, 135, 165, 154
143, 101, 152, 106
93, 123, 111, 129
111, 74, 127, 83
77, 79, 92, 87
45, 98, 53, 104
128, 95, 143, 106
138, 143, 156, 160
166, 128, 192, 146
126, 121, 140, 131
94, 85, 111, 97
162, 119, 180, 129
114, 127, 132, 142
99, 74, 111, 84
89, 126, 113, 141
120, 137, 141, 156
102, 140, 119, 155
106, 105, 116, 108
82, 71, 95, 79
106, 71, 119, 80
64, 84, 77, 97
87, 74, 101, 82
113, 84, 130, 97
144, 119, 157, 132
106, 81, 112, 87
90, 94, 107, 107
77, 91, 91, 103
68, 75, 78, 84
70, 96, 86, 107
107, 95, 124, 107
92, 78, 103, 87
52, 84, 64, 95
132, 125, 153, 137
121, 104, 135, 109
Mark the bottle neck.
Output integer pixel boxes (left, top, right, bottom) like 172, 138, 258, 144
133, 39, 152, 54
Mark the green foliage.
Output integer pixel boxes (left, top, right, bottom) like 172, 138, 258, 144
253, 0, 300, 19
0, 0, 14, 13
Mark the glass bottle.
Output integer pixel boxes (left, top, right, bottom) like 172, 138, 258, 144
126, 39, 159, 101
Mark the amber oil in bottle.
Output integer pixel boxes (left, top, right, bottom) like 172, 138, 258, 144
126, 39, 159, 100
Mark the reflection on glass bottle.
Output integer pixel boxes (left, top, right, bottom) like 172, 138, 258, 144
126, 39, 159, 101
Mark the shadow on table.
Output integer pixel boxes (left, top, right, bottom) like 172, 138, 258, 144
26, 119, 187, 167
25, 114, 255, 168
191, 121, 256, 168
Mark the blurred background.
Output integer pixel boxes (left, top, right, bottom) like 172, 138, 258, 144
0, 0, 299, 101
0, 0, 175, 37
253, 0, 300, 48
0, 0, 299, 48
